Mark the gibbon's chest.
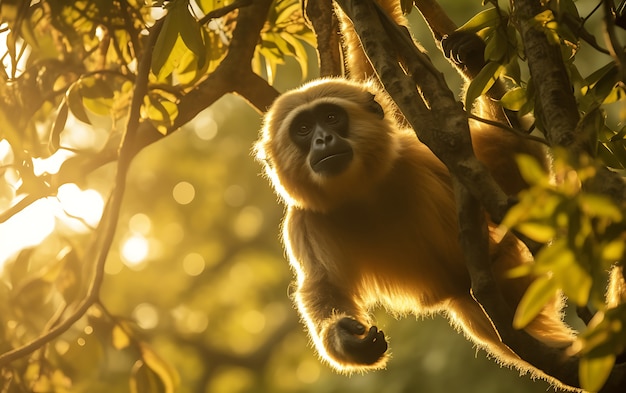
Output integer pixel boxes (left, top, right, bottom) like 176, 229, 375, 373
308, 184, 465, 273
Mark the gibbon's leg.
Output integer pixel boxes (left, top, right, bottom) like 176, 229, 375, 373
447, 294, 576, 392
489, 233, 576, 347
447, 294, 520, 363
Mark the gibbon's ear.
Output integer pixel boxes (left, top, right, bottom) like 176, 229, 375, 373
365, 93, 385, 119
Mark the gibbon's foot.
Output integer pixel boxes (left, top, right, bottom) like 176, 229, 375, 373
336, 317, 388, 365
441, 30, 487, 75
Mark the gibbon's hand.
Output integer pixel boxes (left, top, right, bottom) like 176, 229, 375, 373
441, 30, 487, 75
336, 317, 388, 365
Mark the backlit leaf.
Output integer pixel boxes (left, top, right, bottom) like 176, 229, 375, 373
513, 275, 557, 329
457, 7, 502, 34
465, 61, 503, 107
579, 354, 615, 392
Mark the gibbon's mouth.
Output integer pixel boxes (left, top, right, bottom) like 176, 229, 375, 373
311, 150, 353, 176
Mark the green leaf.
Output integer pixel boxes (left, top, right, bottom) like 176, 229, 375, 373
516, 221, 556, 243
580, 194, 622, 220
500, 87, 527, 111
130, 360, 166, 393
178, 5, 206, 69
457, 7, 503, 34
513, 275, 557, 329
152, 1, 192, 79
281, 32, 309, 79
556, 254, 591, 306
579, 354, 615, 392
484, 27, 508, 62
137, 344, 179, 393
516, 154, 549, 185
49, 102, 68, 153
67, 84, 92, 125
465, 61, 503, 107
112, 324, 131, 350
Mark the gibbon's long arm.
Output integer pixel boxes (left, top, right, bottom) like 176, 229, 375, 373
284, 208, 388, 369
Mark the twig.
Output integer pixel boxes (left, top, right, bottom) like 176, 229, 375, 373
198, 0, 253, 25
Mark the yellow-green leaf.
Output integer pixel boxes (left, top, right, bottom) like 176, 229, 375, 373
579, 354, 615, 392
465, 61, 503, 107
139, 344, 179, 393
513, 275, 557, 329
516, 154, 548, 185
500, 87, 527, 111
516, 221, 556, 243
112, 324, 131, 350
457, 7, 502, 34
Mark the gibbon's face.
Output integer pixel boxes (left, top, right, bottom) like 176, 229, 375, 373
289, 102, 353, 176
256, 78, 396, 211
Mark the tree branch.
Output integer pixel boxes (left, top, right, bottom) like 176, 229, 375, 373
304, 0, 343, 77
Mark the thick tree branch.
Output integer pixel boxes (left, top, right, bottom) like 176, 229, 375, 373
511, 0, 580, 150
304, 0, 343, 77
336, 0, 511, 223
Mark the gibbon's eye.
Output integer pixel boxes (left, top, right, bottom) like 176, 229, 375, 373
297, 123, 312, 136
326, 112, 338, 124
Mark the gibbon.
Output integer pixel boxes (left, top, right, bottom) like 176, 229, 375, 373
255, 76, 575, 379
255, 0, 578, 390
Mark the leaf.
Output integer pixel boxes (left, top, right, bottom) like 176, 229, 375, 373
457, 7, 503, 34
49, 101, 69, 153
515, 221, 556, 243
556, 254, 591, 306
513, 275, 557, 329
281, 32, 309, 79
112, 324, 131, 350
580, 194, 622, 221
515, 154, 548, 185
465, 61, 503, 107
152, 4, 183, 78
484, 27, 508, 62
137, 344, 179, 393
130, 360, 166, 393
177, 5, 206, 69
579, 354, 615, 392
500, 87, 527, 111
67, 84, 92, 125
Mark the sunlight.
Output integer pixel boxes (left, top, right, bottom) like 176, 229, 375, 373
121, 235, 149, 267
0, 198, 58, 271
57, 184, 105, 227
0, 183, 105, 272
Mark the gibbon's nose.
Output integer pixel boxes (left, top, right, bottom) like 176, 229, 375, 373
313, 126, 334, 146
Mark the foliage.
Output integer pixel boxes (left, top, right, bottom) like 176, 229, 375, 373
0, 0, 625, 392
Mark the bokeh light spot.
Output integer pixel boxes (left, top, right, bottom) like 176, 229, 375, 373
193, 113, 218, 141
296, 359, 320, 384
133, 303, 159, 330
182, 252, 205, 276
128, 213, 152, 235
232, 206, 263, 240
172, 181, 195, 205
121, 235, 149, 267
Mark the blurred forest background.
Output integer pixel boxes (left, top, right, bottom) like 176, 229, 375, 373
0, 0, 624, 392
